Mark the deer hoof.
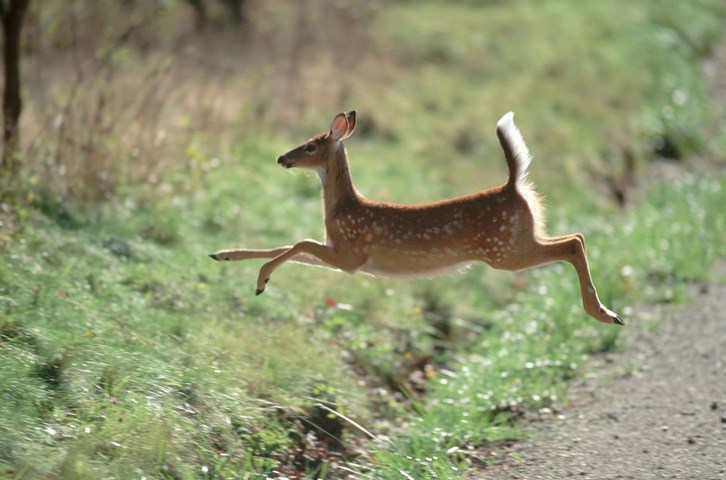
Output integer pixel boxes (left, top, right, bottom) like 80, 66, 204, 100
255, 278, 270, 296
599, 305, 625, 326
595, 305, 625, 326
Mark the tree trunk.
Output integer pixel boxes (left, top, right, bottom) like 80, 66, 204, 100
185, 0, 208, 31
220, 0, 245, 27
0, 0, 30, 185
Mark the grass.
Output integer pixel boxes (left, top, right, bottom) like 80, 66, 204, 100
2, 0, 726, 478
3, 156, 725, 479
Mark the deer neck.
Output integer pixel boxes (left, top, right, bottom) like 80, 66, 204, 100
320, 146, 359, 219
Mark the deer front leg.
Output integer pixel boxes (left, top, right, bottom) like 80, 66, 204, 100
209, 246, 339, 269
209, 246, 292, 262
255, 239, 363, 295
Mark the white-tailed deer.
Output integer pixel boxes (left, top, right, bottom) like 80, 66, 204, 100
210, 111, 623, 325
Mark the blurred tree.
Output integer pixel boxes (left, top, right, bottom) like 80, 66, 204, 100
186, 0, 208, 30
220, 0, 245, 26
185, 0, 247, 31
0, 0, 30, 190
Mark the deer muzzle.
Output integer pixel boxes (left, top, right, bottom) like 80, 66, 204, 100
277, 155, 293, 168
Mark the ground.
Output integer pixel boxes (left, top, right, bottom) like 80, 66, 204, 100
472, 278, 726, 480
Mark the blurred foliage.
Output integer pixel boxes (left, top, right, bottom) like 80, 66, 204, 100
9, 0, 723, 213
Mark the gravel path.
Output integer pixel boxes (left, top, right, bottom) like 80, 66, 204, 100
472, 282, 726, 480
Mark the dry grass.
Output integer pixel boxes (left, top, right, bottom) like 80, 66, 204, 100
20, 0, 382, 204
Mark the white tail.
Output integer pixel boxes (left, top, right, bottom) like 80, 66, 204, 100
210, 111, 622, 325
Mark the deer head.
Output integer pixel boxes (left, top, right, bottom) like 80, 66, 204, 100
276, 111, 357, 172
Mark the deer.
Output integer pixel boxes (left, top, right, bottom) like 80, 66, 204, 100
209, 111, 623, 325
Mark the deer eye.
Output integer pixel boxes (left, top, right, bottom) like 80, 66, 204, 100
304, 143, 317, 154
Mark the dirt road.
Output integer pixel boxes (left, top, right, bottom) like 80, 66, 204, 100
472, 282, 726, 480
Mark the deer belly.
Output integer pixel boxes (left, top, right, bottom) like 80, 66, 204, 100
359, 248, 473, 279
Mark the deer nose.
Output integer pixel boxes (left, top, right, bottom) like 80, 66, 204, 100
276, 155, 287, 166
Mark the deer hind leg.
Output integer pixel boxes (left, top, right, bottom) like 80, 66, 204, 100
254, 239, 364, 295
517, 234, 623, 325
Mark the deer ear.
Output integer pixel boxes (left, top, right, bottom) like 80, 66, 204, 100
344, 110, 357, 138
330, 113, 349, 141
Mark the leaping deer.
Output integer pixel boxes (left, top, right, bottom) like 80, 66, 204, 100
209, 111, 623, 325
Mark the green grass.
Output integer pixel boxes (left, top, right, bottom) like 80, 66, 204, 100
2, 0, 726, 478
362, 0, 725, 206
3, 164, 724, 479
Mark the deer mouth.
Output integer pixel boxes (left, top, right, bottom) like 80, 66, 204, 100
276, 155, 294, 168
